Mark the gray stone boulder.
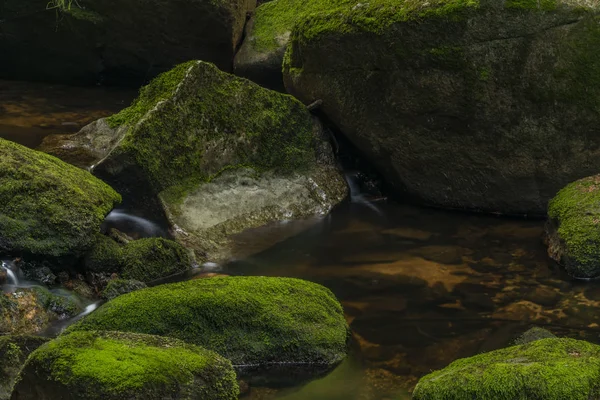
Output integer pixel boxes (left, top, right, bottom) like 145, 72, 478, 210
43, 61, 347, 261
283, 0, 600, 215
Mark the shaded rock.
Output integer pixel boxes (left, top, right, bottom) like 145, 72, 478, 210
0, 335, 49, 400
83, 234, 123, 274
0, 0, 255, 85
68, 276, 350, 366
11, 331, 239, 400
0, 138, 120, 267
120, 238, 191, 283
413, 338, 599, 400
44, 61, 347, 261
101, 278, 147, 300
0, 288, 81, 335
514, 327, 556, 345
546, 175, 600, 279
283, 0, 600, 215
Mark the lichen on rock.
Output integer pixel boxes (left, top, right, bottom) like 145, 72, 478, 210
68, 276, 350, 367
11, 330, 239, 400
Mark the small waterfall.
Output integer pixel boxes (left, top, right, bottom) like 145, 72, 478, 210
344, 172, 383, 215
1, 260, 18, 286
103, 209, 167, 238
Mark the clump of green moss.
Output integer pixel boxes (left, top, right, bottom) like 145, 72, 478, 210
0, 138, 121, 260
31, 287, 82, 318
120, 237, 191, 283
101, 279, 147, 300
0, 335, 49, 399
547, 175, 600, 278
12, 331, 239, 399
98, 61, 316, 201
68, 276, 350, 366
514, 327, 556, 345
84, 233, 123, 273
413, 338, 600, 400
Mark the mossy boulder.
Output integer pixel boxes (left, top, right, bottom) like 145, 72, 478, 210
45, 61, 347, 261
68, 276, 350, 366
101, 279, 147, 300
11, 331, 239, 400
413, 338, 600, 400
0, 0, 255, 85
0, 335, 49, 400
514, 327, 556, 345
283, 0, 600, 215
0, 288, 81, 335
0, 138, 120, 265
121, 238, 191, 282
546, 175, 600, 279
83, 234, 123, 274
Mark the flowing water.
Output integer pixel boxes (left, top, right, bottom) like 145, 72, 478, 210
3, 80, 600, 400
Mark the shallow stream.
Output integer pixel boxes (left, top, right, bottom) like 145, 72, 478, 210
2, 80, 600, 400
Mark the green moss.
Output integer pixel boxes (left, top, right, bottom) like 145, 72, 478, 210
84, 233, 123, 273
413, 338, 600, 400
504, 0, 557, 10
68, 276, 350, 366
548, 175, 600, 278
513, 327, 556, 345
101, 61, 316, 199
120, 238, 191, 283
0, 138, 121, 259
0, 335, 49, 399
101, 279, 147, 300
14, 331, 239, 399
31, 287, 82, 318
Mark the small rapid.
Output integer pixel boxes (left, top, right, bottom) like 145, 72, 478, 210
102, 209, 168, 238
344, 172, 383, 215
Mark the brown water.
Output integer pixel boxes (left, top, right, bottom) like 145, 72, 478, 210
5, 79, 600, 400
222, 201, 600, 400
0, 79, 135, 148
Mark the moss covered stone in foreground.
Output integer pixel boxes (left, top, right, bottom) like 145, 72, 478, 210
11, 331, 239, 400
546, 175, 600, 279
0, 138, 120, 261
412, 338, 600, 400
68, 276, 350, 366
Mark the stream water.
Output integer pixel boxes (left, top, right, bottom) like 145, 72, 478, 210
3, 80, 600, 400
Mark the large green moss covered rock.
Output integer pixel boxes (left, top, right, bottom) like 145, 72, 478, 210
11, 330, 239, 400
0, 0, 254, 85
412, 338, 600, 400
0, 138, 120, 263
0, 335, 49, 400
282, 0, 600, 215
68, 276, 350, 366
44, 61, 347, 261
545, 175, 600, 279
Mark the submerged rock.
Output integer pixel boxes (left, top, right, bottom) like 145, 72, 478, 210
68, 276, 350, 366
283, 0, 600, 215
11, 331, 239, 400
412, 338, 600, 400
0, 138, 120, 266
44, 61, 347, 261
0, 288, 81, 335
0, 335, 49, 400
546, 175, 600, 279
0, 0, 254, 85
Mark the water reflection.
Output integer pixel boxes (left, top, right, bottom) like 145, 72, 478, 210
224, 201, 600, 399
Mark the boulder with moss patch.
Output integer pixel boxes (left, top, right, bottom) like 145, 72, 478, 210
121, 238, 191, 282
0, 138, 120, 266
282, 0, 600, 215
545, 175, 600, 279
101, 279, 147, 300
68, 276, 350, 367
0, 0, 255, 85
0, 335, 49, 400
11, 330, 239, 400
44, 61, 347, 261
413, 338, 600, 400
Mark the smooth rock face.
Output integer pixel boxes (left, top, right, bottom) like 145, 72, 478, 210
0, 138, 120, 264
283, 0, 600, 215
68, 276, 350, 367
0, 0, 254, 85
43, 61, 347, 261
0, 335, 49, 400
545, 175, 600, 279
11, 331, 239, 400
412, 338, 600, 400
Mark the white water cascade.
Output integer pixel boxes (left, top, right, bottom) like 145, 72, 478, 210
344, 172, 383, 215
